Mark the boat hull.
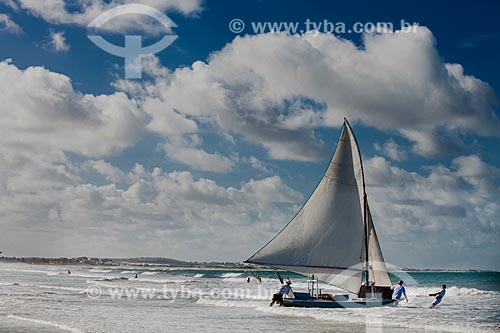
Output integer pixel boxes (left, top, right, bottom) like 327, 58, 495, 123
282, 297, 395, 308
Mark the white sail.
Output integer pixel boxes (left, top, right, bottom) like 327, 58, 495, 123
246, 119, 367, 294
367, 205, 392, 287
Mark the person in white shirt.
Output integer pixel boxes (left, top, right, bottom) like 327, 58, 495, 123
390, 280, 408, 306
270, 280, 293, 306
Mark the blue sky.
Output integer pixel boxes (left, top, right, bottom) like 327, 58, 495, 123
0, 0, 499, 270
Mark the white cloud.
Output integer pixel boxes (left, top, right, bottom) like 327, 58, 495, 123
0, 13, 23, 34
400, 129, 467, 158
241, 155, 270, 173
374, 139, 408, 161
85, 160, 127, 183
5, 0, 203, 34
164, 143, 234, 173
123, 28, 498, 161
364, 155, 500, 269
451, 155, 500, 195
47, 30, 70, 52
0, 59, 145, 157
0, 161, 303, 261
143, 98, 198, 136
1, 146, 497, 268
0, 26, 498, 269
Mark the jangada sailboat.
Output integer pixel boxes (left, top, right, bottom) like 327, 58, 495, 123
245, 118, 395, 308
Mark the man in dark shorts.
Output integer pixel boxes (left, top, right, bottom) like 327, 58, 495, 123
429, 284, 446, 308
270, 280, 292, 306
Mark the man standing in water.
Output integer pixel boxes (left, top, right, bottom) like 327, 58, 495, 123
390, 280, 408, 306
270, 280, 293, 306
429, 284, 446, 308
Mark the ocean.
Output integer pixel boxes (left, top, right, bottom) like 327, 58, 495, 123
0, 262, 498, 332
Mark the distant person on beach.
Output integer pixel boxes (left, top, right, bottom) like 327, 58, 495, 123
257, 276, 262, 283
390, 280, 408, 305
135, 274, 138, 279
270, 280, 293, 307
429, 284, 446, 308
67, 269, 71, 275
247, 277, 251, 283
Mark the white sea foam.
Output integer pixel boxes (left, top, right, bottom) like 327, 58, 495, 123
196, 297, 263, 308
133, 278, 177, 284
221, 272, 242, 278
7, 315, 82, 333
37, 285, 85, 293
141, 271, 159, 275
88, 269, 112, 273
0, 282, 17, 286
65, 273, 108, 279
0, 268, 61, 276
410, 286, 498, 297
255, 306, 497, 333
1, 264, 497, 333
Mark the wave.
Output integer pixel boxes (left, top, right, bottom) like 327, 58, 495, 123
0, 282, 20, 286
95, 277, 129, 282
141, 271, 159, 275
410, 286, 498, 297
193, 273, 204, 278
88, 269, 112, 273
221, 273, 243, 278
254, 304, 498, 333
0, 268, 60, 276
65, 273, 109, 279
37, 285, 84, 293
133, 278, 177, 284
196, 297, 263, 308
7, 315, 82, 333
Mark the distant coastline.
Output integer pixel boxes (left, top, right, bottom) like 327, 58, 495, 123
0, 256, 252, 269
0, 256, 494, 272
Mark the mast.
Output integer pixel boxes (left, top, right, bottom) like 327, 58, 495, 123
343, 118, 369, 286
363, 192, 369, 285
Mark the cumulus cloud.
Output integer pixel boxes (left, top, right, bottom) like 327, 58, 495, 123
47, 30, 70, 52
0, 59, 145, 157
0, 161, 303, 261
1, 25, 498, 268
164, 143, 234, 173
121, 27, 498, 162
364, 155, 500, 269
374, 139, 408, 161
0, 13, 23, 34
4, 0, 203, 34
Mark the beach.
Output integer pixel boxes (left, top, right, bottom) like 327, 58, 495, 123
0, 262, 498, 332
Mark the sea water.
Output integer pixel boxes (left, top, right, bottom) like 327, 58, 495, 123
0, 262, 498, 332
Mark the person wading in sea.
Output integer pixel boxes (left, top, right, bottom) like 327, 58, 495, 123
429, 284, 446, 308
270, 280, 293, 306
390, 280, 408, 306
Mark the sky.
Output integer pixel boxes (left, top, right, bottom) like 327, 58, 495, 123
0, 0, 499, 270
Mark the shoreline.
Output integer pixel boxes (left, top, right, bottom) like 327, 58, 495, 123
0, 257, 264, 270
1, 258, 496, 273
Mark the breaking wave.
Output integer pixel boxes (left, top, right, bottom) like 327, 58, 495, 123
7, 315, 82, 333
